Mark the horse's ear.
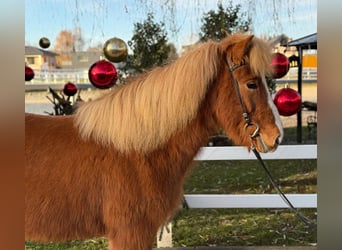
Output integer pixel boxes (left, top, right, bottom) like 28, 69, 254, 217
224, 35, 254, 63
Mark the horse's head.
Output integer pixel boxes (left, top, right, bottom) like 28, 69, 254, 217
212, 34, 283, 153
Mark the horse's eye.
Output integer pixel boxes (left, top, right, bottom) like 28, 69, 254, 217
247, 82, 257, 89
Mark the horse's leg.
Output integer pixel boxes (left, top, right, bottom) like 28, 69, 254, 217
107, 231, 155, 250
107, 223, 157, 250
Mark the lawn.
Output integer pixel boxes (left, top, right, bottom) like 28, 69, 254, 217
172, 158, 317, 247
26, 126, 317, 249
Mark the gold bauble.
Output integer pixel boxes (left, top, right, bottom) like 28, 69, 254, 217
103, 37, 128, 63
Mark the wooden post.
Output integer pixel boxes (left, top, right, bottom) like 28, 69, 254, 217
296, 45, 303, 143
156, 222, 173, 248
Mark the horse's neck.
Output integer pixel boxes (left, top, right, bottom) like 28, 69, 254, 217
158, 101, 217, 173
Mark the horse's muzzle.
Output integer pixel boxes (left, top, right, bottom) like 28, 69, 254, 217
244, 123, 281, 153
256, 134, 281, 153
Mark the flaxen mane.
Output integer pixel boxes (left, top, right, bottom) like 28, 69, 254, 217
74, 34, 272, 153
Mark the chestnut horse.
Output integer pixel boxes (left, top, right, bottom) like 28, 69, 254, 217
25, 34, 283, 249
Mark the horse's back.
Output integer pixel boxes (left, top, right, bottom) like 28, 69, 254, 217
25, 112, 74, 137
25, 113, 108, 241
25, 113, 76, 168
25, 112, 93, 185
25, 112, 77, 152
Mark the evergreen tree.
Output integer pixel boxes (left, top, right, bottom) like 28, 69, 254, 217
127, 13, 171, 72
199, 2, 251, 42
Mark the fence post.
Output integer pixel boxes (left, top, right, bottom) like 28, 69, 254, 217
156, 222, 173, 248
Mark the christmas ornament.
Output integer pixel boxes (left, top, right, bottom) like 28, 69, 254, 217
62, 82, 78, 96
271, 52, 290, 79
39, 37, 51, 49
243, 25, 249, 32
25, 66, 35, 81
273, 87, 302, 116
88, 60, 118, 89
103, 37, 128, 63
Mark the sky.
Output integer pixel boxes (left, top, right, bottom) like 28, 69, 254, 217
25, 0, 317, 53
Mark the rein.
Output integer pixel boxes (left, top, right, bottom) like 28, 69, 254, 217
227, 57, 316, 228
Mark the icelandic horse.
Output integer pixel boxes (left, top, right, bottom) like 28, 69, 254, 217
25, 33, 283, 249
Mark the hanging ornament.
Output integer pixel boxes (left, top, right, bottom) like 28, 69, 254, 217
25, 66, 35, 81
103, 37, 128, 63
243, 25, 249, 32
88, 60, 118, 89
271, 52, 290, 79
39, 37, 51, 49
62, 82, 78, 96
273, 87, 302, 116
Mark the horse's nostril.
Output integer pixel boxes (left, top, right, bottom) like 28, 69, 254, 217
275, 136, 281, 145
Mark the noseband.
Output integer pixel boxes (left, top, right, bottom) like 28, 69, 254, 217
226, 57, 266, 151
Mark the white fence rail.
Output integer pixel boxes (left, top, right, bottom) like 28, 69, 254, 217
185, 194, 317, 209
194, 145, 316, 161
27, 69, 90, 84
276, 67, 317, 83
187, 145, 317, 209
157, 145, 317, 248
26, 67, 317, 85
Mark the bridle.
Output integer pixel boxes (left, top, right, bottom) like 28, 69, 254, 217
226, 56, 267, 152
226, 56, 316, 228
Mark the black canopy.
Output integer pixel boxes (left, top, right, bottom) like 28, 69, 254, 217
281, 33, 317, 143
284, 33, 317, 50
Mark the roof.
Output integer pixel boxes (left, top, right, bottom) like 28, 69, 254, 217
59, 51, 103, 69
281, 33, 317, 50
25, 46, 59, 56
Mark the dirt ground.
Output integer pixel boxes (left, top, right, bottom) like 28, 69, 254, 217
25, 83, 317, 128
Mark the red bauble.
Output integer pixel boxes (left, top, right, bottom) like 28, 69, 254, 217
25, 66, 35, 81
271, 52, 290, 79
273, 87, 302, 116
62, 82, 78, 96
88, 60, 118, 89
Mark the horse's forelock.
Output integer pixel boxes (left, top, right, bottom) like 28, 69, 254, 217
220, 34, 273, 78
248, 37, 273, 77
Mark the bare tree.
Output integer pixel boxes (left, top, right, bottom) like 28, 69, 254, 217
73, 26, 85, 52
54, 30, 74, 53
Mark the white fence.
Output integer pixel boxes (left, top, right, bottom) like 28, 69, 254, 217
26, 67, 317, 85
276, 67, 317, 82
28, 69, 90, 84
157, 144, 317, 248
187, 145, 317, 208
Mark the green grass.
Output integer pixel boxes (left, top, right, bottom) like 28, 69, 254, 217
185, 159, 316, 195
25, 239, 108, 250
172, 158, 317, 247
25, 126, 317, 249
172, 208, 317, 247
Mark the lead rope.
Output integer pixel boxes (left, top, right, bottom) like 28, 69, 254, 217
251, 146, 317, 228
